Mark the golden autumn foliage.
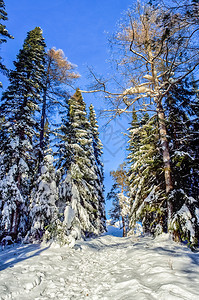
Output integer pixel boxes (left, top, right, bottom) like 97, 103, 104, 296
46, 48, 80, 86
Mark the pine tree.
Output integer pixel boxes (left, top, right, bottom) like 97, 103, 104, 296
88, 104, 106, 233
107, 184, 121, 226
0, 27, 46, 238
55, 89, 104, 246
0, 0, 13, 87
127, 112, 166, 236
30, 147, 58, 241
164, 80, 199, 247
109, 163, 130, 237
88, 104, 103, 170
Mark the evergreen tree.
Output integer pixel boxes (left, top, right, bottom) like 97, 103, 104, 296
0, 27, 46, 237
88, 104, 103, 170
164, 80, 199, 247
0, 0, 13, 87
55, 90, 104, 246
127, 112, 166, 236
107, 184, 121, 226
89, 104, 106, 232
30, 148, 58, 241
109, 163, 130, 237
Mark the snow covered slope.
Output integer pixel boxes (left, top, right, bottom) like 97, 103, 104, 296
0, 233, 199, 299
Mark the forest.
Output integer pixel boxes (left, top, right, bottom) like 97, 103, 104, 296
0, 0, 199, 250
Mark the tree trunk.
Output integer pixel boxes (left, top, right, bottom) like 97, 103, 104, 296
11, 174, 21, 237
156, 99, 173, 231
39, 87, 47, 173
10, 127, 24, 237
122, 216, 126, 237
150, 53, 173, 232
11, 205, 19, 238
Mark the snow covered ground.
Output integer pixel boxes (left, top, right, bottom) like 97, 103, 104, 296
0, 230, 199, 300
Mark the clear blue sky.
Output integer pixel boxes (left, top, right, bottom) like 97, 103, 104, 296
1, 0, 134, 216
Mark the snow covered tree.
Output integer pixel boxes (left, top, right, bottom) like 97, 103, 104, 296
0, 0, 13, 87
88, 1, 199, 240
30, 148, 58, 241
164, 80, 199, 247
88, 104, 103, 172
55, 89, 104, 246
109, 163, 130, 237
89, 104, 106, 232
0, 27, 46, 238
127, 112, 166, 236
107, 184, 121, 226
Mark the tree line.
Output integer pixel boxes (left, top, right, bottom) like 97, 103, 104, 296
0, 0, 199, 249
106, 0, 199, 249
0, 1, 105, 246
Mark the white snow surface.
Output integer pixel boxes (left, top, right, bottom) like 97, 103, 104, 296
0, 231, 199, 300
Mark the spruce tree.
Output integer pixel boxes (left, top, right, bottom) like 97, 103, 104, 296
127, 112, 166, 236
164, 80, 199, 247
108, 163, 130, 237
0, 27, 46, 238
107, 184, 121, 226
56, 90, 104, 246
30, 148, 58, 241
0, 0, 13, 87
88, 104, 106, 233
88, 104, 103, 170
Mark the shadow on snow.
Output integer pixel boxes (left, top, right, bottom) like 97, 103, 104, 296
0, 243, 50, 272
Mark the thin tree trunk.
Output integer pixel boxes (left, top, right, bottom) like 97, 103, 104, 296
39, 87, 47, 173
156, 99, 173, 231
122, 216, 126, 237
149, 53, 174, 232
148, 44, 173, 230
11, 174, 21, 237
11, 205, 19, 238
120, 183, 126, 237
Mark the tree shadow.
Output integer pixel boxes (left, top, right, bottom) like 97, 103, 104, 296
0, 243, 50, 271
151, 245, 199, 265
80, 234, 199, 285
147, 243, 199, 284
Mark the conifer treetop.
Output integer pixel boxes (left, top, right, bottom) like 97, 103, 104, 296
1, 26, 46, 121
88, 103, 103, 158
0, 0, 13, 87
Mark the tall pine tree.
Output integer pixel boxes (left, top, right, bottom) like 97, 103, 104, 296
127, 112, 166, 236
30, 148, 58, 241
0, 27, 46, 238
89, 104, 106, 233
55, 90, 104, 246
109, 163, 129, 237
164, 80, 199, 247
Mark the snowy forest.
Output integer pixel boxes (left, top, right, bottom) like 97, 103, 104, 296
0, 0, 199, 252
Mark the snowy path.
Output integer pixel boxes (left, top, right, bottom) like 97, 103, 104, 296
0, 233, 199, 300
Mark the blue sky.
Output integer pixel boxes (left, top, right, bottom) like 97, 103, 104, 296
1, 0, 134, 215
